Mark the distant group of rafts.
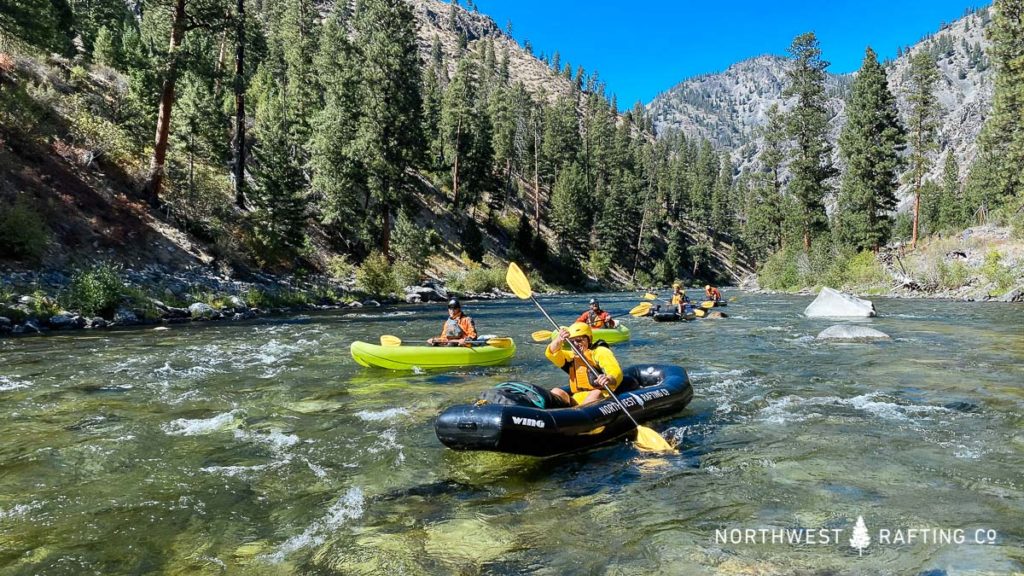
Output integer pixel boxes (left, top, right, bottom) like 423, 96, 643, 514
349, 267, 730, 456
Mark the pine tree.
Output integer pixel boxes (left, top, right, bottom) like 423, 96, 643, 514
308, 9, 364, 247
249, 90, 307, 260
978, 0, 1024, 206
352, 0, 424, 257
784, 32, 837, 250
441, 55, 492, 210
550, 162, 592, 258
710, 153, 733, 235
422, 37, 447, 170
905, 50, 940, 248
938, 151, 966, 231
836, 47, 906, 251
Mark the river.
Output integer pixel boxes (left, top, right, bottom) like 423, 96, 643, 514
1, 292, 1021, 574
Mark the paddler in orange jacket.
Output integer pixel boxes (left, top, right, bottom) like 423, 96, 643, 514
575, 298, 616, 329
545, 322, 623, 407
428, 298, 478, 346
705, 285, 723, 302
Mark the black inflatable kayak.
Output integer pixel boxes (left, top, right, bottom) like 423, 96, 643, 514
435, 364, 693, 457
652, 311, 695, 322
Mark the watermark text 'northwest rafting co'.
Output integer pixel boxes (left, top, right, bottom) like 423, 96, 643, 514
715, 517, 1000, 556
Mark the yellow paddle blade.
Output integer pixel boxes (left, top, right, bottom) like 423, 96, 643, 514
701, 301, 715, 309
531, 329, 553, 342
629, 302, 652, 316
506, 262, 533, 300
643, 293, 658, 300
486, 337, 514, 348
693, 308, 706, 318
633, 426, 676, 453
380, 335, 402, 347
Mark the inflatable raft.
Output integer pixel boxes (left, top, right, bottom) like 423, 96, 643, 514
350, 339, 516, 370
651, 310, 695, 322
435, 364, 693, 457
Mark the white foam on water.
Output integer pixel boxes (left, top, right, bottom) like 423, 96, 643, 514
200, 463, 273, 478
303, 457, 329, 479
758, 392, 953, 424
356, 407, 409, 422
154, 362, 221, 380
0, 375, 30, 392
162, 409, 242, 436
0, 500, 44, 520
234, 428, 300, 452
266, 487, 365, 562
412, 366, 426, 375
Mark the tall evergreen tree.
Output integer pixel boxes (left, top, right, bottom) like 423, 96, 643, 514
937, 151, 966, 231
784, 32, 837, 250
905, 50, 940, 248
550, 162, 591, 258
441, 55, 492, 210
352, 0, 424, 257
249, 90, 307, 259
308, 9, 364, 248
978, 0, 1024, 206
836, 46, 906, 251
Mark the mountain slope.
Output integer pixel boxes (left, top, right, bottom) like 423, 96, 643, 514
647, 8, 994, 191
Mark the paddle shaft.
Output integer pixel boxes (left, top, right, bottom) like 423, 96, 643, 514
528, 294, 643, 428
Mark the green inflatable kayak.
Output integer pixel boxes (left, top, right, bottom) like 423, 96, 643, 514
548, 324, 631, 345
350, 339, 517, 370
593, 324, 631, 344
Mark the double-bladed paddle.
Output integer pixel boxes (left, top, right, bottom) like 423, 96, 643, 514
507, 263, 675, 453
529, 302, 652, 342
380, 335, 514, 348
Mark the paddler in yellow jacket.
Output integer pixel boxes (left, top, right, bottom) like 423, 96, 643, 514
428, 298, 478, 346
670, 283, 691, 315
545, 322, 623, 407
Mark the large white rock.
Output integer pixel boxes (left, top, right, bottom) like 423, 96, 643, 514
816, 325, 890, 341
804, 287, 876, 317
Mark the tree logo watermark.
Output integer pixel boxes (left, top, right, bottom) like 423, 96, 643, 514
849, 516, 871, 556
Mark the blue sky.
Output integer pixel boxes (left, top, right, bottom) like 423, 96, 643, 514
471, 0, 984, 107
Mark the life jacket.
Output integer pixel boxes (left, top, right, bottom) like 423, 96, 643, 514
583, 309, 610, 328
441, 314, 476, 340
560, 341, 610, 394
671, 291, 686, 305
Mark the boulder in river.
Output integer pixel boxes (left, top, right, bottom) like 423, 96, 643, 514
816, 324, 890, 341
804, 287, 876, 317
189, 302, 218, 320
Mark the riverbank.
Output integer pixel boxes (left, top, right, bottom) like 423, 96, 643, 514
0, 263, 518, 337
747, 225, 1024, 303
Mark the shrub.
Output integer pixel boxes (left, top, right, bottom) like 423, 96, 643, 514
29, 290, 61, 318
0, 196, 49, 262
393, 260, 421, 288
980, 250, 1016, 295
356, 251, 398, 297
63, 263, 124, 317
758, 247, 802, 291
326, 254, 355, 282
845, 251, 889, 286
461, 267, 504, 293
936, 259, 970, 290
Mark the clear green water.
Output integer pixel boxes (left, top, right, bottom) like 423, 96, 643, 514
1, 293, 1021, 575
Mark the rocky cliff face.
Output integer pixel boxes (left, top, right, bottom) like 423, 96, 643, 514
406, 0, 573, 100
647, 8, 994, 197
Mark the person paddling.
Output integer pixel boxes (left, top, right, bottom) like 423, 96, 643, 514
575, 298, 616, 329
705, 284, 723, 302
545, 322, 623, 407
428, 298, 478, 346
671, 283, 691, 315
